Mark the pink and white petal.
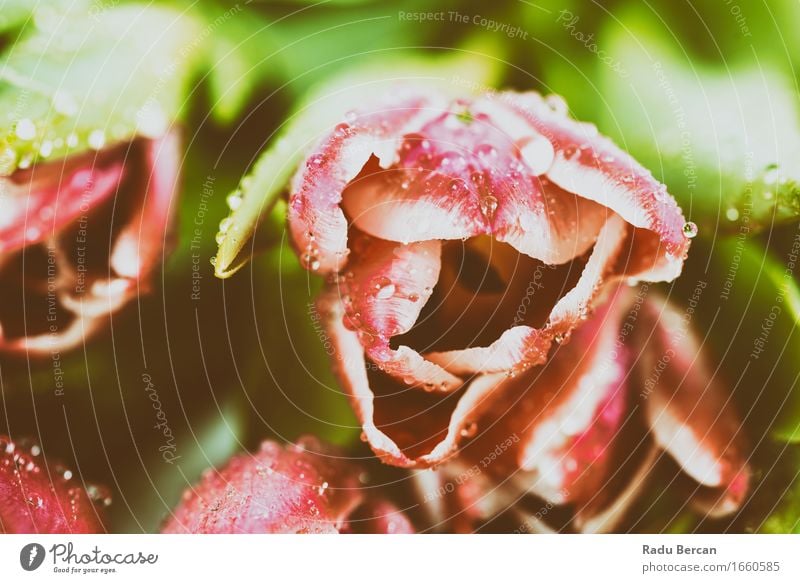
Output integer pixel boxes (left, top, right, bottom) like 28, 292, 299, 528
423, 214, 627, 378
639, 296, 749, 513
425, 325, 551, 376
342, 499, 415, 534
548, 214, 628, 336
0, 148, 125, 254
0, 313, 103, 355
513, 294, 632, 504
340, 161, 488, 244
343, 103, 608, 267
111, 131, 181, 280
162, 437, 366, 534
492, 178, 608, 265
689, 469, 750, 519
320, 289, 506, 468
574, 445, 659, 533
493, 92, 689, 281
288, 94, 444, 274
456, 289, 634, 506
334, 230, 461, 390
337, 232, 441, 337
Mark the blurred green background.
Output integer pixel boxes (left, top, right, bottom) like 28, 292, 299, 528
1, 0, 799, 533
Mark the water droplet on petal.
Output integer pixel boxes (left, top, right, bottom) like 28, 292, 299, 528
544, 94, 569, 115
682, 221, 698, 238
460, 422, 478, 438
562, 146, 578, 160
372, 276, 395, 299
519, 136, 555, 175
480, 195, 498, 219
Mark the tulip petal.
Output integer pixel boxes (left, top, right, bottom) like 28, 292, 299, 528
455, 289, 634, 509
491, 92, 690, 281
333, 229, 461, 391
0, 436, 106, 533
320, 288, 507, 467
426, 214, 628, 377
0, 147, 125, 254
288, 93, 444, 274
111, 130, 180, 280
639, 296, 749, 515
163, 437, 411, 534
342, 103, 609, 266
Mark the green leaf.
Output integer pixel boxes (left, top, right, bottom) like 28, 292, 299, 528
0, 2, 202, 175
678, 237, 800, 443
213, 45, 504, 277
760, 447, 800, 533
597, 11, 800, 236
189, 2, 279, 125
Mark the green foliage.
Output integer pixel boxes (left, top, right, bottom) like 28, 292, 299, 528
0, 3, 202, 174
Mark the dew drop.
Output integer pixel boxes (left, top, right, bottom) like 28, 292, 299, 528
226, 190, 243, 211
519, 136, 555, 175
563, 146, 578, 160
15, 118, 36, 140
475, 143, 497, 160
460, 421, 478, 438
372, 276, 395, 299
682, 221, 698, 238
218, 217, 233, 234
544, 94, 569, 115
52, 90, 78, 116
480, 195, 498, 218
136, 104, 168, 138
0, 146, 17, 175
88, 129, 106, 150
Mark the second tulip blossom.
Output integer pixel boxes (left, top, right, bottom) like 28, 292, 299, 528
287, 86, 693, 468
0, 131, 180, 354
